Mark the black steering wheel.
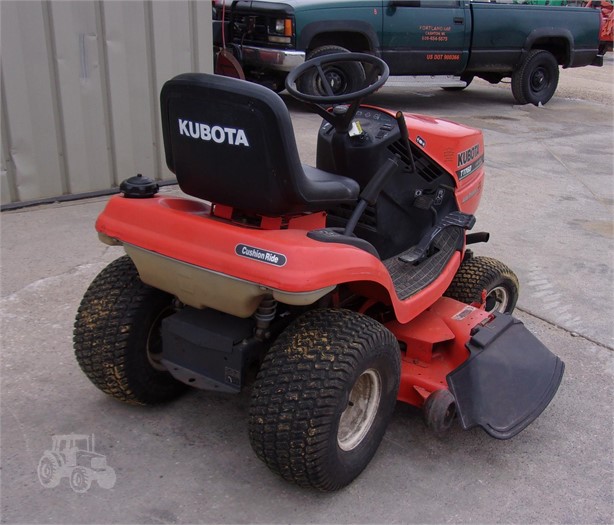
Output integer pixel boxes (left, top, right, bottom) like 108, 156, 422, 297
285, 52, 389, 105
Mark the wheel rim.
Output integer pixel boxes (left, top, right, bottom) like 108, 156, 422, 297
316, 67, 347, 96
530, 67, 549, 94
337, 369, 382, 451
485, 286, 510, 313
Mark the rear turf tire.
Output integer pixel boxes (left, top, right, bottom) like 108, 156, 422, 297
73, 256, 187, 405
445, 255, 519, 314
248, 308, 400, 491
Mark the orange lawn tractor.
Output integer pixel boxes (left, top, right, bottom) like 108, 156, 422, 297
74, 53, 564, 491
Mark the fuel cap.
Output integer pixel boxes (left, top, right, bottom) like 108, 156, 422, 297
119, 174, 159, 198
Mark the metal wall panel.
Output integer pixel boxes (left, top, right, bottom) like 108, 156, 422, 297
149, 1, 194, 180
1, 73, 16, 205
0, 0, 213, 207
48, 1, 114, 194
147, 1, 215, 179
1, 1, 66, 203
102, 0, 157, 184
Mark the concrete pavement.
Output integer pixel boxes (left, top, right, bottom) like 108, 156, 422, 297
1, 61, 613, 524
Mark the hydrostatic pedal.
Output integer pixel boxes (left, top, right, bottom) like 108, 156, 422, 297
399, 211, 476, 264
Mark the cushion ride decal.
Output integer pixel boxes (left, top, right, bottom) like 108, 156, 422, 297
235, 244, 287, 267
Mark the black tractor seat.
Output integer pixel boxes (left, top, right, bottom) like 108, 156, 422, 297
160, 73, 359, 217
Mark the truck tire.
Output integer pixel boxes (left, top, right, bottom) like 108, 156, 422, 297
74, 256, 187, 405
511, 49, 559, 106
248, 308, 400, 491
297, 45, 366, 98
444, 256, 519, 314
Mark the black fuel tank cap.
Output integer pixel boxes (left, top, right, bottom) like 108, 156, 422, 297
119, 174, 159, 198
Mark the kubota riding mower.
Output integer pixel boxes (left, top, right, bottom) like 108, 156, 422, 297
74, 53, 564, 492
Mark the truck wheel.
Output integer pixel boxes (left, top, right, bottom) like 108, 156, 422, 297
70, 467, 92, 493
37, 452, 62, 488
297, 45, 366, 98
248, 308, 400, 491
445, 256, 519, 314
74, 256, 187, 405
511, 49, 559, 106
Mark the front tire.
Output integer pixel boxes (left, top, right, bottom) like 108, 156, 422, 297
248, 309, 400, 491
445, 256, 519, 314
511, 49, 559, 106
73, 256, 187, 405
297, 45, 366, 98
70, 467, 92, 493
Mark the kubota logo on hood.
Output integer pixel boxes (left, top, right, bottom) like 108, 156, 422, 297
178, 119, 250, 147
457, 144, 480, 167
456, 144, 483, 180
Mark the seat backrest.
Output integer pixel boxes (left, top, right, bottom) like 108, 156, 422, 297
161, 73, 356, 216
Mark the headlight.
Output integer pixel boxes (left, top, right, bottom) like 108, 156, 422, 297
274, 18, 286, 33
271, 18, 292, 36
269, 18, 292, 44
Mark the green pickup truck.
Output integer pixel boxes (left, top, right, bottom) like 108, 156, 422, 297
217, 0, 604, 105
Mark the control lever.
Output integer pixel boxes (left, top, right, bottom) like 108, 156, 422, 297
395, 111, 416, 173
344, 157, 400, 236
